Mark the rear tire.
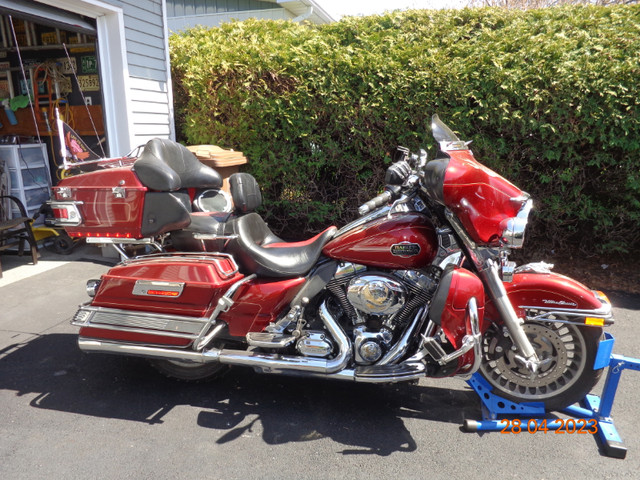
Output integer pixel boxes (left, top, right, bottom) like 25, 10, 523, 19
149, 359, 227, 382
479, 318, 603, 411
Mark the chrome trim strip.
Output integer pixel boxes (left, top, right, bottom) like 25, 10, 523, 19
520, 306, 613, 325
121, 252, 240, 277
519, 305, 613, 319
71, 305, 209, 336
85, 237, 156, 245
79, 323, 199, 340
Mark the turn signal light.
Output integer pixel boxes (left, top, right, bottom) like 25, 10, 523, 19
585, 317, 605, 326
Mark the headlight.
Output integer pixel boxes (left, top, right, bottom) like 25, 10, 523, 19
501, 198, 533, 249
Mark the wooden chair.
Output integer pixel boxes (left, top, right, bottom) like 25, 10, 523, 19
0, 195, 38, 278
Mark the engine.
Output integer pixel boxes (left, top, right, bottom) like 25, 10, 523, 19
316, 263, 439, 365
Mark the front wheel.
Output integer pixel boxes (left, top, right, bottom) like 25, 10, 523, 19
479, 318, 603, 411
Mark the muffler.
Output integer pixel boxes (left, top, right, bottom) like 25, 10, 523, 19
78, 301, 352, 375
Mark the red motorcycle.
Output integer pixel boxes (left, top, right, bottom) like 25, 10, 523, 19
55, 115, 613, 411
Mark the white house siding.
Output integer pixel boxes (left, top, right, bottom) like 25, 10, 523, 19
113, 0, 174, 145
168, 8, 291, 31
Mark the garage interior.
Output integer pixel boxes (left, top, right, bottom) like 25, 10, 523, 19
0, 2, 104, 222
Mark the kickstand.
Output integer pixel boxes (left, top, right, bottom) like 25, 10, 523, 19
463, 333, 640, 459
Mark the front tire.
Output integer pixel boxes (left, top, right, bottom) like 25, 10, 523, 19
479, 318, 603, 411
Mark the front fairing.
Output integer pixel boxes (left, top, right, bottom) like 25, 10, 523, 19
443, 149, 527, 246
423, 115, 531, 248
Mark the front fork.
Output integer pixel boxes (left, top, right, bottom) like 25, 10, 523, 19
479, 259, 540, 371
443, 210, 540, 372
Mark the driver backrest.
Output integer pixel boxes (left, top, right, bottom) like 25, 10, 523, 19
229, 172, 262, 214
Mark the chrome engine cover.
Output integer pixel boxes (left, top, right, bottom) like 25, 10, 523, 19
346, 274, 407, 316
296, 331, 333, 358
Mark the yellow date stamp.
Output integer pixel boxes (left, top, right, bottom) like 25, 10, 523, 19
500, 418, 598, 434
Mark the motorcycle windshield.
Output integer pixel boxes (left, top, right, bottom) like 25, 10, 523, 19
431, 114, 460, 143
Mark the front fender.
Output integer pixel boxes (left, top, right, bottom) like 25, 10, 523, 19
485, 271, 613, 326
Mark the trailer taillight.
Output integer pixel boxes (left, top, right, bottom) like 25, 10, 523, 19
48, 201, 82, 226
52, 207, 69, 219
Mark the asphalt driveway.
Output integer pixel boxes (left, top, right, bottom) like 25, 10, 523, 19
1, 246, 639, 479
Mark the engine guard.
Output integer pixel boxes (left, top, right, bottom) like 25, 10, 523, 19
490, 270, 614, 327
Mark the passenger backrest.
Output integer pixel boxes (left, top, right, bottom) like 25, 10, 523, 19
134, 138, 222, 191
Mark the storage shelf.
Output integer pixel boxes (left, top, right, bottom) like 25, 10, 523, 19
0, 143, 51, 225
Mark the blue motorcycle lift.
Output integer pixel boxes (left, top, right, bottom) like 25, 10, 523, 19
463, 333, 640, 459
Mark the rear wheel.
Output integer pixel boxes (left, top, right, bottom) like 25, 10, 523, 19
479, 317, 603, 411
149, 359, 227, 382
53, 234, 75, 254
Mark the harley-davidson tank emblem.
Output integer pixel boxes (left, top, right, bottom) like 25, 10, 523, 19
390, 242, 421, 257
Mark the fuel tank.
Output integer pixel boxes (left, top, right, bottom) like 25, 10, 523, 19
322, 212, 438, 269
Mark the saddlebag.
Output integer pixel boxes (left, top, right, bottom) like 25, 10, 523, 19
72, 253, 243, 347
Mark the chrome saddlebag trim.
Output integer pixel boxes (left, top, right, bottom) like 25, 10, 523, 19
72, 305, 210, 339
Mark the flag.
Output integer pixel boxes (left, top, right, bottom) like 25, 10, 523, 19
56, 108, 102, 163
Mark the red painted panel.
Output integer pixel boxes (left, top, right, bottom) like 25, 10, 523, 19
53, 166, 147, 238
485, 272, 605, 320
91, 256, 243, 317
219, 277, 306, 336
322, 213, 438, 269
439, 268, 486, 350
442, 150, 524, 246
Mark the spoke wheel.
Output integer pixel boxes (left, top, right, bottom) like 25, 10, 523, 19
479, 318, 603, 411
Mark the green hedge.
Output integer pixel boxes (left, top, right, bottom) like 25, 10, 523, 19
170, 5, 640, 253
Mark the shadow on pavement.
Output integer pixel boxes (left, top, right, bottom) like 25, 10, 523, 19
0, 333, 480, 456
607, 292, 640, 311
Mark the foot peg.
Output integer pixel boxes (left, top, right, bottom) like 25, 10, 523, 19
422, 336, 447, 362
246, 332, 296, 349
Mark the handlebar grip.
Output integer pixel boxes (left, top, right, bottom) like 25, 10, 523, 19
358, 190, 393, 216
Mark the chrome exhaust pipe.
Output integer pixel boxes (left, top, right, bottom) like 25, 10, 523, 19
78, 300, 352, 375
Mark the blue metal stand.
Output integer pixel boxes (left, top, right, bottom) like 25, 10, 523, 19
464, 333, 640, 459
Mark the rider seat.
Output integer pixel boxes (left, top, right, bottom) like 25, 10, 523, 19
225, 213, 337, 278
223, 172, 337, 276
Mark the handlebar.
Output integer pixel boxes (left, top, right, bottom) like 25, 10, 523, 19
357, 186, 402, 216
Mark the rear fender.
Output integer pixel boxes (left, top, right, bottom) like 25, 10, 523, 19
486, 271, 613, 327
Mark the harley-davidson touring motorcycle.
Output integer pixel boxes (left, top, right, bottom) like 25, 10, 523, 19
53, 115, 613, 411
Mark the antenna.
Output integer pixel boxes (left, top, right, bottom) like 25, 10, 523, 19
62, 43, 106, 158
